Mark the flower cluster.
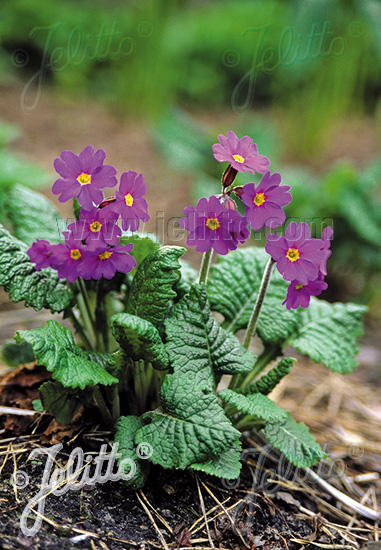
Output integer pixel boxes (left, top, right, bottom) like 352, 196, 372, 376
27, 146, 150, 282
266, 222, 332, 310
180, 130, 332, 310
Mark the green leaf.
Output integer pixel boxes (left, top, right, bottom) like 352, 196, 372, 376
15, 320, 118, 389
118, 233, 161, 273
1, 339, 35, 367
287, 299, 367, 373
219, 390, 287, 421
32, 399, 44, 412
154, 109, 211, 173
208, 247, 301, 344
165, 284, 254, 389
39, 380, 91, 425
339, 188, 381, 247
114, 416, 150, 490
7, 185, 63, 245
265, 413, 326, 468
110, 313, 169, 370
126, 246, 185, 328
237, 357, 295, 396
173, 259, 198, 301
0, 149, 50, 190
135, 373, 240, 470
0, 223, 73, 313
191, 439, 242, 480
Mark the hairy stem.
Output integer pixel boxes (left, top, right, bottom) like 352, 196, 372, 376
243, 258, 275, 349
241, 344, 280, 389
105, 384, 120, 423
198, 249, 213, 285
68, 311, 93, 351
77, 278, 102, 352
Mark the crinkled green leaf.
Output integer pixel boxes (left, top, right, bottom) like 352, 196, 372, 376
15, 320, 118, 389
219, 390, 287, 421
191, 439, 242, 480
265, 413, 326, 468
7, 184, 63, 245
208, 247, 301, 344
110, 313, 169, 370
1, 339, 35, 367
126, 246, 185, 328
237, 357, 295, 396
165, 284, 254, 389
39, 380, 92, 425
173, 259, 198, 301
287, 299, 367, 373
0, 223, 72, 313
114, 415, 150, 490
135, 372, 240, 470
118, 234, 161, 273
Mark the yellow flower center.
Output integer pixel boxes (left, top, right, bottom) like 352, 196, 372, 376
99, 251, 112, 260
233, 154, 244, 163
90, 221, 102, 233
295, 282, 303, 290
77, 173, 91, 186
254, 192, 265, 206
206, 218, 220, 230
70, 249, 81, 260
286, 248, 300, 262
125, 193, 134, 206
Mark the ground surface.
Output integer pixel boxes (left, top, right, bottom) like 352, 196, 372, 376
0, 81, 381, 549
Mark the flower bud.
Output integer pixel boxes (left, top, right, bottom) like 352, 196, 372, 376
222, 165, 238, 188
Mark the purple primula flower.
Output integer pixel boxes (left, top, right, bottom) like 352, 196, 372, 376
78, 243, 136, 280
27, 239, 55, 270
52, 146, 117, 209
240, 171, 292, 231
282, 277, 328, 310
320, 226, 333, 276
109, 171, 150, 232
27, 239, 68, 272
217, 194, 251, 245
212, 131, 270, 174
265, 221, 324, 285
67, 206, 121, 246
179, 195, 249, 255
49, 233, 86, 283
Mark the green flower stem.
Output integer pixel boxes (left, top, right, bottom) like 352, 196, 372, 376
235, 415, 265, 432
241, 344, 279, 389
243, 258, 275, 349
68, 311, 93, 351
95, 280, 108, 353
134, 360, 146, 415
228, 258, 276, 391
105, 384, 120, 423
77, 278, 102, 351
93, 386, 113, 427
198, 249, 213, 285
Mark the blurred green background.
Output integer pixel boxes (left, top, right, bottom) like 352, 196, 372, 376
0, 0, 380, 316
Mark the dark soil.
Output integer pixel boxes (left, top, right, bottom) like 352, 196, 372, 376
0, 437, 351, 550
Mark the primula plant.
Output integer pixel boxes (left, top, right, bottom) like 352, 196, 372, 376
0, 135, 367, 488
